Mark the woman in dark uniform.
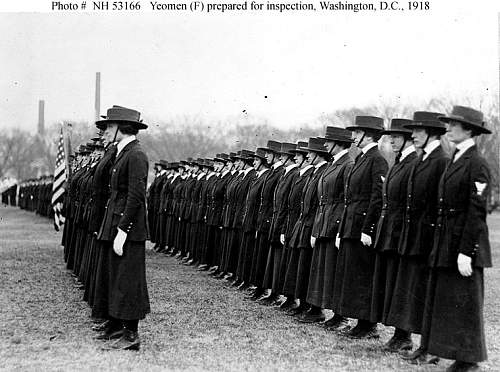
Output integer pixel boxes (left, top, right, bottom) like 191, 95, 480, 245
333, 116, 388, 339
306, 127, 353, 327
94, 105, 150, 351
424, 106, 492, 372
370, 118, 417, 351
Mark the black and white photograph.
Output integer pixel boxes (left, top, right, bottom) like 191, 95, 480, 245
1, 0, 499, 370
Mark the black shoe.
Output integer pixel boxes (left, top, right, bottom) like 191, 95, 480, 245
106, 329, 140, 351
237, 282, 250, 291
247, 288, 265, 300
94, 326, 124, 341
279, 298, 297, 311
297, 311, 326, 324
259, 293, 279, 306
446, 361, 479, 372
287, 304, 310, 316
401, 347, 438, 365
324, 315, 348, 331
92, 320, 110, 332
383, 336, 413, 353
230, 279, 243, 287
345, 323, 379, 339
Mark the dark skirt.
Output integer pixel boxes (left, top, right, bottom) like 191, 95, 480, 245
263, 242, 283, 291
282, 246, 300, 297
306, 238, 338, 309
424, 268, 487, 363
249, 231, 270, 287
332, 238, 375, 321
277, 242, 291, 294
294, 248, 313, 300
92, 241, 111, 319
237, 231, 256, 282
385, 255, 428, 333
370, 250, 400, 324
107, 240, 150, 320
205, 225, 221, 267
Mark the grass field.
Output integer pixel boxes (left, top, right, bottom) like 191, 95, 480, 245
0, 205, 499, 371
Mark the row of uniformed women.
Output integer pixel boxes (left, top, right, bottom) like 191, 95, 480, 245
150, 105, 491, 372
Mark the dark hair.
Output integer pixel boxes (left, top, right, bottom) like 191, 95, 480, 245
364, 130, 382, 142
243, 157, 254, 166
425, 128, 444, 138
335, 141, 352, 150
118, 123, 139, 135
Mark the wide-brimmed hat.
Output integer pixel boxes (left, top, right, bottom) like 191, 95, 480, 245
289, 141, 309, 155
277, 142, 297, 156
257, 140, 282, 154
229, 152, 238, 161
252, 148, 268, 161
403, 111, 446, 134
233, 149, 255, 161
304, 137, 328, 155
346, 116, 384, 132
319, 126, 354, 143
96, 105, 148, 130
438, 105, 491, 134
214, 153, 229, 163
167, 162, 179, 169
382, 119, 414, 136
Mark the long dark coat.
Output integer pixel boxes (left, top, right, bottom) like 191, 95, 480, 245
307, 153, 352, 308
422, 146, 491, 363
240, 170, 269, 281
96, 139, 150, 320
333, 146, 388, 320
281, 166, 314, 297
370, 151, 417, 323
287, 162, 328, 299
386, 146, 448, 333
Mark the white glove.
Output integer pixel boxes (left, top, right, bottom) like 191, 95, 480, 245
113, 228, 127, 256
361, 233, 372, 247
457, 253, 472, 277
280, 234, 285, 245
310, 236, 316, 248
335, 233, 340, 249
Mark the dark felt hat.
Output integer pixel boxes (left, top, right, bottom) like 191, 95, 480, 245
214, 153, 230, 163
78, 144, 91, 155
234, 149, 255, 160
304, 137, 328, 154
257, 140, 282, 154
168, 162, 179, 169
277, 142, 297, 155
96, 105, 148, 130
252, 148, 268, 161
346, 116, 384, 132
289, 141, 309, 154
319, 126, 354, 143
404, 111, 446, 134
229, 152, 238, 161
382, 118, 414, 135
438, 105, 491, 134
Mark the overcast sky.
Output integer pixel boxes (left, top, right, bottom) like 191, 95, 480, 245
0, 1, 499, 132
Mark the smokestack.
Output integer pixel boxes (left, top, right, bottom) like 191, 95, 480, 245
38, 100, 45, 136
95, 72, 101, 122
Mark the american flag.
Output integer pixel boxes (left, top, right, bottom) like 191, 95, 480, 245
51, 126, 67, 231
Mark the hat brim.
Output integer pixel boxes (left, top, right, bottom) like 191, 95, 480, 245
438, 115, 492, 134
256, 147, 279, 154
380, 129, 413, 136
304, 147, 329, 155
289, 148, 308, 154
95, 119, 148, 130
345, 125, 383, 132
403, 123, 447, 134
318, 136, 354, 143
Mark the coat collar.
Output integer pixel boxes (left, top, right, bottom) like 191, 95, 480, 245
445, 145, 476, 180
414, 145, 443, 176
114, 139, 138, 164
